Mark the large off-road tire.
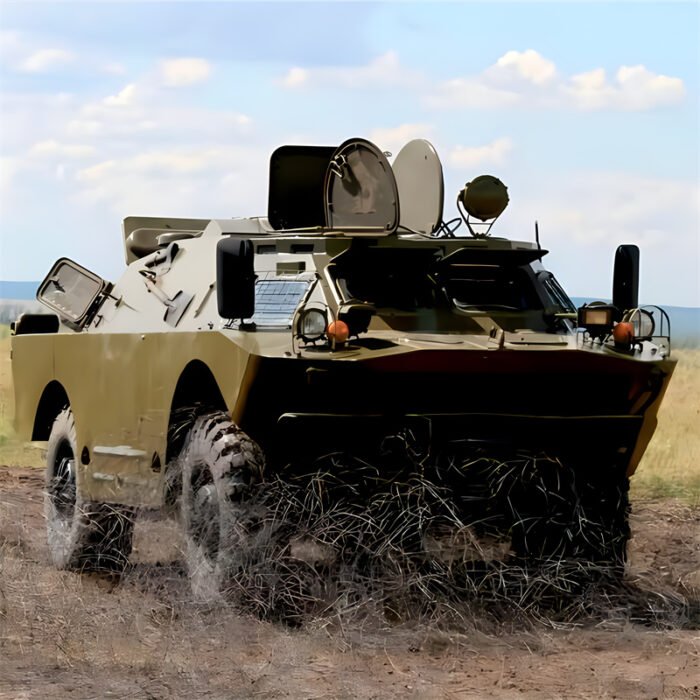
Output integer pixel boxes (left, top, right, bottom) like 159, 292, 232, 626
179, 411, 265, 601
45, 408, 134, 572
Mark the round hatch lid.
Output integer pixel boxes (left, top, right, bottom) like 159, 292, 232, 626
392, 139, 444, 235
324, 138, 399, 236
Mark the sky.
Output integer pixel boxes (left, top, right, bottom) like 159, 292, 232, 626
1, 1, 698, 307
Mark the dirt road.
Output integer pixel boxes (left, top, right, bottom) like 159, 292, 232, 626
1, 464, 698, 699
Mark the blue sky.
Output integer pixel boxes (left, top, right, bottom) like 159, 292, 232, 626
1, 1, 698, 306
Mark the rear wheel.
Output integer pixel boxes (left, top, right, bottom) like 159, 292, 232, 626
179, 411, 264, 601
45, 408, 134, 572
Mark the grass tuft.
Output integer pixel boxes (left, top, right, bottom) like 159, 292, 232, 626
205, 453, 694, 630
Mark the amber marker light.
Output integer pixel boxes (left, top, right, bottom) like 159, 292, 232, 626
613, 321, 635, 349
326, 320, 350, 345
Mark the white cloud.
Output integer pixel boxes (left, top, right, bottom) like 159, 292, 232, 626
102, 61, 127, 76
278, 51, 421, 90
368, 124, 434, 157
63, 71, 249, 141
276, 48, 684, 112
103, 83, 137, 107
565, 64, 686, 110
281, 67, 308, 88
510, 173, 699, 305
18, 48, 74, 73
159, 58, 212, 87
516, 173, 697, 247
76, 160, 117, 183
0, 157, 21, 192
449, 138, 513, 169
491, 49, 557, 85
76, 148, 242, 183
0, 94, 81, 162
427, 78, 519, 110
66, 119, 107, 137
30, 140, 96, 159
0, 30, 24, 63
1, 30, 130, 81
427, 50, 685, 111
67, 102, 248, 141
72, 146, 269, 217
15, 65, 252, 219
130, 149, 222, 174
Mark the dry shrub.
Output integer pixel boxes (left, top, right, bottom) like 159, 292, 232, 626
212, 452, 698, 631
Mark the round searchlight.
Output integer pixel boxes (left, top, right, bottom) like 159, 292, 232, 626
459, 175, 509, 222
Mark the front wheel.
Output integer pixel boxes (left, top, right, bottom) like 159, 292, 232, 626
179, 411, 265, 601
45, 408, 134, 572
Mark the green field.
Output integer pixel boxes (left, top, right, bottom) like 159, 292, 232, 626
1, 327, 698, 503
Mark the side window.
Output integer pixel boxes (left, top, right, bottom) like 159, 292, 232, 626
538, 271, 576, 313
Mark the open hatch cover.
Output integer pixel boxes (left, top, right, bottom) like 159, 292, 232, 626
324, 138, 400, 236
393, 139, 444, 235
267, 137, 401, 236
268, 145, 335, 231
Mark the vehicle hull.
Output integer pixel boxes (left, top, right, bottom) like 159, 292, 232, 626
13, 329, 675, 507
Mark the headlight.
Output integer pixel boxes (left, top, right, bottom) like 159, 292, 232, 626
580, 308, 613, 326
297, 308, 327, 342
577, 303, 617, 339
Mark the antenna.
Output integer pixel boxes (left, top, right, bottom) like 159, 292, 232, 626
535, 220, 541, 250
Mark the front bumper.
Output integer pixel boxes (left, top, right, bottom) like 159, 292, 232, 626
275, 411, 643, 463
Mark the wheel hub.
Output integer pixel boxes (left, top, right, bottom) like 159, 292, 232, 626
51, 440, 76, 520
190, 469, 220, 563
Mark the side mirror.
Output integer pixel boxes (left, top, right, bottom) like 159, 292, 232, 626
612, 244, 639, 312
216, 238, 255, 320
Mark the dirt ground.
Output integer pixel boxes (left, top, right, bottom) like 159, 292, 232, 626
1, 465, 698, 700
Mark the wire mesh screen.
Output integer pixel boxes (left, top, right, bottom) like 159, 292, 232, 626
248, 273, 311, 327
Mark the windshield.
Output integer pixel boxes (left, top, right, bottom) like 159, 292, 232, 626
330, 248, 544, 312
328, 246, 577, 333
445, 264, 542, 311
333, 249, 438, 310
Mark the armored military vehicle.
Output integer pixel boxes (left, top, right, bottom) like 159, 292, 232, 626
11, 138, 675, 597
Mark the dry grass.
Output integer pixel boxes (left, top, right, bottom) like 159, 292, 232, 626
632, 349, 700, 504
1, 464, 697, 699
217, 458, 696, 630
1, 329, 698, 697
